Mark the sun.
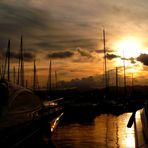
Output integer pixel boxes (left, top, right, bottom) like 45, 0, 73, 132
113, 37, 143, 75
115, 38, 141, 58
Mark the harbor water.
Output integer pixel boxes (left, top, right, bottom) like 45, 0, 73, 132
52, 113, 136, 148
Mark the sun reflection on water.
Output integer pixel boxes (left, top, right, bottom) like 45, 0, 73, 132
118, 113, 135, 148
125, 128, 135, 148
53, 113, 136, 148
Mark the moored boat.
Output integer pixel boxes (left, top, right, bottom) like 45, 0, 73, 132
0, 80, 64, 147
127, 101, 148, 148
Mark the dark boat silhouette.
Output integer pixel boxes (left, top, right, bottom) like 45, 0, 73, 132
0, 80, 64, 147
127, 101, 148, 147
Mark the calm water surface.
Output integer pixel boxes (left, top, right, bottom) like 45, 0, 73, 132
52, 113, 135, 148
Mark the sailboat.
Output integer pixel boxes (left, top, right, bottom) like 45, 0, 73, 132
100, 29, 116, 112
100, 30, 128, 114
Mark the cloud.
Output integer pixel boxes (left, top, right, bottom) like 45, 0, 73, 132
1, 0, 148, 86
137, 54, 148, 66
106, 53, 120, 60
95, 49, 115, 54
35, 38, 98, 51
46, 48, 97, 61
46, 51, 74, 59
129, 57, 136, 64
118, 56, 137, 64
0, 2, 48, 34
77, 48, 92, 58
59, 75, 102, 89
1, 0, 148, 54
9, 51, 35, 61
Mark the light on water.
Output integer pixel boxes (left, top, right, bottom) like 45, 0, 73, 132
125, 134, 135, 148
52, 113, 136, 148
118, 113, 135, 148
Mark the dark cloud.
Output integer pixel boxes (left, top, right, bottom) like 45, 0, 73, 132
0, 2, 48, 34
1, 0, 147, 55
120, 57, 136, 64
95, 49, 114, 54
23, 52, 35, 61
59, 75, 102, 89
106, 53, 120, 60
137, 54, 148, 66
35, 38, 98, 50
129, 57, 136, 64
0, 2, 50, 52
46, 51, 74, 59
9, 51, 35, 61
0, 1, 104, 53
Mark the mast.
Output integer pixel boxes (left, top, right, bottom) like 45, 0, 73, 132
17, 36, 24, 86
131, 73, 134, 88
1, 64, 4, 79
103, 29, 108, 98
55, 70, 57, 90
33, 59, 39, 91
33, 59, 36, 91
48, 60, 52, 91
17, 61, 20, 85
116, 67, 118, 99
3, 39, 11, 81
123, 50, 127, 97
13, 66, 16, 83
7, 40, 10, 81
131, 73, 134, 96
20, 35, 24, 86
0, 66, 1, 79
0, 65, 3, 80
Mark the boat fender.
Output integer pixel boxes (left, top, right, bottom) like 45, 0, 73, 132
127, 111, 136, 128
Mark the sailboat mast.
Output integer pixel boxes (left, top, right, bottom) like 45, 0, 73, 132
131, 73, 133, 87
49, 60, 52, 91
116, 67, 118, 99
13, 66, 16, 83
131, 73, 134, 96
20, 35, 24, 86
47, 60, 52, 91
33, 59, 36, 91
123, 50, 127, 97
7, 40, 10, 81
103, 29, 108, 96
0, 66, 1, 79
3, 39, 11, 80
1, 64, 4, 79
55, 70, 57, 90
17, 62, 20, 85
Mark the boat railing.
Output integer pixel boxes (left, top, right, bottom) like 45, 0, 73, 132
50, 97, 64, 104
39, 97, 64, 119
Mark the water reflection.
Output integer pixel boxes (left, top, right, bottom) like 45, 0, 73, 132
118, 113, 135, 148
52, 113, 135, 148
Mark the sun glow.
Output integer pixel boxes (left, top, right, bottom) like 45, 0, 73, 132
116, 38, 141, 58
114, 58, 143, 76
113, 37, 143, 75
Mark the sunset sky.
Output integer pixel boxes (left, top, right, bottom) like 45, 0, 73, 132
1, 0, 148, 87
